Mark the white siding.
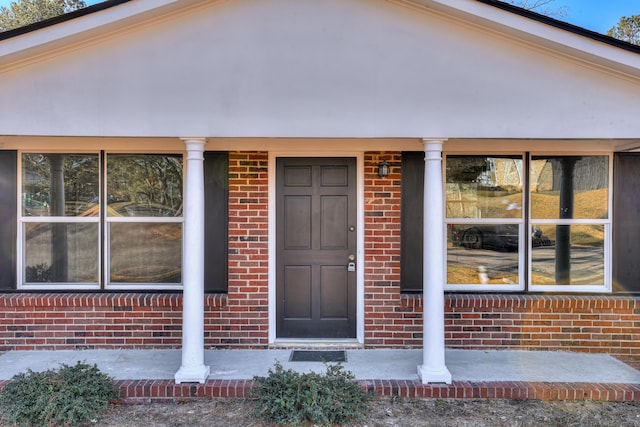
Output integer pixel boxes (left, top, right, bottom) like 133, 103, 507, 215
0, 0, 639, 139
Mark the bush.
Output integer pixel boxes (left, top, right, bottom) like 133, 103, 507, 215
0, 361, 119, 426
251, 362, 374, 426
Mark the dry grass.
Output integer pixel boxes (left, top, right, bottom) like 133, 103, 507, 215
93, 398, 640, 427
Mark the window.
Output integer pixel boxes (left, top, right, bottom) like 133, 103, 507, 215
19, 152, 184, 290
443, 154, 611, 292
445, 155, 525, 291
106, 154, 183, 288
529, 155, 610, 291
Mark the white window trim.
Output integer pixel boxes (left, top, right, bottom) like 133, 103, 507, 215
443, 152, 612, 293
17, 150, 186, 291
103, 152, 185, 290
527, 154, 612, 293
444, 221, 526, 292
444, 154, 526, 292
18, 151, 101, 290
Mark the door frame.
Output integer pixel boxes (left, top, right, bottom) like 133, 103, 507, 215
268, 151, 365, 344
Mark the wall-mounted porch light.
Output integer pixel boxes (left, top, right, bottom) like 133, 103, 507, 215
378, 160, 390, 178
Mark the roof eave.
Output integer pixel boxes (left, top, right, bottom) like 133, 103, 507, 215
0, 0, 131, 41
0, 0, 209, 67
476, 0, 640, 54
2, 0, 640, 78
398, 0, 640, 79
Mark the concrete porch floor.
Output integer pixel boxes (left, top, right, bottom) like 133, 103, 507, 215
1, 349, 639, 402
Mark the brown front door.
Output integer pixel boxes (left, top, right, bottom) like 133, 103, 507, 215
276, 157, 357, 338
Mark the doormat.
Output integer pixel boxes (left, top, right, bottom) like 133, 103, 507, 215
289, 350, 347, 362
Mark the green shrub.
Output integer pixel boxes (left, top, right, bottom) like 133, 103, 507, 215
251, 362, 374, 426
0, 361, 119, 426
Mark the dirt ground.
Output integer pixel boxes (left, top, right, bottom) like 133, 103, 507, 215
94, 397, 640, 427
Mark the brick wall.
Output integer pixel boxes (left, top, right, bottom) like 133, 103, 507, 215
0, 293, 221, 351
446, 294, 640, 368
221, 151, 269, 347
399, 294, 640, 368
364, 152, 421, 346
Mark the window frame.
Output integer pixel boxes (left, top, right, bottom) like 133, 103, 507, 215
18, 151, 102, 290
442, 152, 613, 293
444, 153, 526, 292
104, 152, 185, 290
17, 150, 186, 291
527, 153, 612, 293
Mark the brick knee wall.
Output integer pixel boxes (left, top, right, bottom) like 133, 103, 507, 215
385, 294, 640, 369
396, 294, 640, 368
0, 293, 213, 350
456, 294, 640, 368
1, 293, 637, 368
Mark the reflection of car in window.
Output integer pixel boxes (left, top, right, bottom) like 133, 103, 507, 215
450, 224, 551, 251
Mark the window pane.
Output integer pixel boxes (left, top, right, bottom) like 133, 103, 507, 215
22, 154, 99, 217
447, 224, 519, 285
109, 223, 182, 283
530, 156, 609, 219
107, 154, 183, 217
446, 156, 523, 219
24, 223, 99, 283
531, 224, 605, 285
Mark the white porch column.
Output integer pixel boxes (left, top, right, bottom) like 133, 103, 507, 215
175, 137, 210, 384
418, 139, 452, 384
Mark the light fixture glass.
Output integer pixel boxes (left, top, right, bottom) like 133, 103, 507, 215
378, 160, 390, 178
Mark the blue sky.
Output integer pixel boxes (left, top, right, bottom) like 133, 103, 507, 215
554, 0, 639, 34
0, 0, 638, 35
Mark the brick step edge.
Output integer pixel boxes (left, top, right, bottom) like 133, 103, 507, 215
2, 379, 638, 403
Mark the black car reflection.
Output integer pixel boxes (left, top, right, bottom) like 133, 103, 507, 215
450, 224, 551, 251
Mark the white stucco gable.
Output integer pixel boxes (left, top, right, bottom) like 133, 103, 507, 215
0, 0, 639, 139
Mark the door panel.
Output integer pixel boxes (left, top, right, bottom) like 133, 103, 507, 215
321, 196, 348, 249
283, 266, 311, 318
320, 266, 348, 318
284, 196, 312, 249
276, 157, 357, 338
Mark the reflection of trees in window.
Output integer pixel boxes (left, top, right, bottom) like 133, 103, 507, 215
22, 153, 99, 217
531, 156, 609, 220
446, 157, 491, 184
106, 154, 184, 285
107, 155, 183, 217
555, 157, 578, 285
531, 156, 609, 287
549, 156, 608, 192
446, 156, 524, 220
445, 155, 525, 289
49, 154, 68, 281
21, 154, 100, 284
